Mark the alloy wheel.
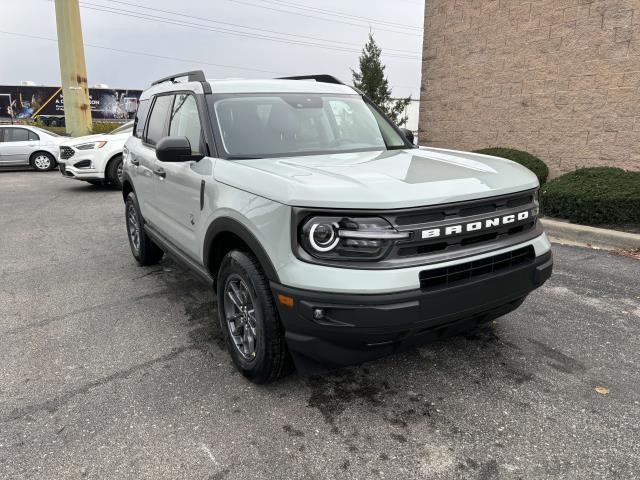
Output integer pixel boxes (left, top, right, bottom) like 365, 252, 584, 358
116, 160, 124, 183
127, 202, 140, 253
34, 155, 51, 170
223, 274, 259, 360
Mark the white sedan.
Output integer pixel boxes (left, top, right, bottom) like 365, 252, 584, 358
0, 125, 66, 171
58, 121, 133, 189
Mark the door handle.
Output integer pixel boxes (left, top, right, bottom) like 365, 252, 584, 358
153, 167, 166, 178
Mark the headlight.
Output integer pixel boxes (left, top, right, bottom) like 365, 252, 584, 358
75, 141, 107, 150
299, 216, 410, 261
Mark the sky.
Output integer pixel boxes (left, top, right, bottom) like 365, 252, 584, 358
0, 0, 424, 98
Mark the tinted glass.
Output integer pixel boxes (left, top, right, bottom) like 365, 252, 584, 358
28, 130, 39, 141
169, 94, 202, 154
145, 95, 173, 146
134, 99, 150, 139
212, 94, 406, 158
4, 128, 30, 142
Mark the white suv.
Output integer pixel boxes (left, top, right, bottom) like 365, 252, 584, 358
58, 121, 133, 188
122, 71, 553, 383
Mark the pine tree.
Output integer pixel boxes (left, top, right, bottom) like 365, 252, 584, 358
351, 33, 411, 126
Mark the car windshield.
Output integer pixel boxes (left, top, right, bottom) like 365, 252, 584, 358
109, 122, 133, 135
211, 94, 407, 159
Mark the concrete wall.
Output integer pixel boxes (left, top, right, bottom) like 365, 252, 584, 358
419, 0, 640, 177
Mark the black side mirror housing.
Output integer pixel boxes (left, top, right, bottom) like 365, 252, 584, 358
400, 128, 415, 145
155, 136, 204, 162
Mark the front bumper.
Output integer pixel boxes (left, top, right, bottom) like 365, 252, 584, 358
59, 162, 105, 181
272, 250, 553, 373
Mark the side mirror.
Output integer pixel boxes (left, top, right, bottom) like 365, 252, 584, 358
400, 128, 415, 145
155, 136, 204, 162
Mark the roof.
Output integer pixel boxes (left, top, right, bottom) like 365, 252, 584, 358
140, 78, 357, 99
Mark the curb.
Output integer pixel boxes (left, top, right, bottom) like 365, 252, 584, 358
540, 218, 640, 251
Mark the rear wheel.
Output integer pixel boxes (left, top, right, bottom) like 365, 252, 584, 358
217, 250, 292, 384
31, 152, 56, 172
106, 155, 124, 189
125, 192, 164, 266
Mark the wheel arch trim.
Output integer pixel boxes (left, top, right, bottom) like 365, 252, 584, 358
204, 216, 280, 283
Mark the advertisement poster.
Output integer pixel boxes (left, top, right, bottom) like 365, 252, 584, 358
0, 85, 142, 121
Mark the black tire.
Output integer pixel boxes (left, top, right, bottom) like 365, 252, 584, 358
49, 118, 60, 127
125, 192, 164, 266
106, 155, 123, 189
217, 250, 292, 384
30, 151, 56, 172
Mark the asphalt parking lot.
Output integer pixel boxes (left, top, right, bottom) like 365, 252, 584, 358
1, 170, 639, 479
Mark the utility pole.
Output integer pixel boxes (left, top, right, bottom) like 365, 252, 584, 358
54, 0, 92, 136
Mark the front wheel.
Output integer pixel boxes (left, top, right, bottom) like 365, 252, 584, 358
31, 152, 56, 172
217, 250, 292, 384
106, 155, 123, 189
125, 192, 164, 266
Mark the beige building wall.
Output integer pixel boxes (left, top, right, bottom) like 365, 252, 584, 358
419, 0, 640, 177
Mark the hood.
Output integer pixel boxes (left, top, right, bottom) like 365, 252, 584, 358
60, 133, 106, 147
213, 147, 539, 209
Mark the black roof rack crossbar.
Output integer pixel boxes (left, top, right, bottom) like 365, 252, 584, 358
277, 74, 344, 85
151, 70, 211, 93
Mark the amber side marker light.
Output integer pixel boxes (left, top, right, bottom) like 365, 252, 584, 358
278, 294, 294, 308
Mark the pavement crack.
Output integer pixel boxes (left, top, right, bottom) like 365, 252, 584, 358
0, 345, 195, 423
3, 290, 169, 336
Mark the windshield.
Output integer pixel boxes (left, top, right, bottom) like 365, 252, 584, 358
109, 122, 134, 135
211, 94, 407, 158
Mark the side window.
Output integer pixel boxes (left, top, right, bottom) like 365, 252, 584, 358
169, 93, 202, 154
4, 128, 30, 142
28, 130, 39, 141
0, 129, 4, 142
134, 99, 150, 138
144, 95, 173, 146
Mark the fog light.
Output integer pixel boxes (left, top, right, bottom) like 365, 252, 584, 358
313, 308, 325, 320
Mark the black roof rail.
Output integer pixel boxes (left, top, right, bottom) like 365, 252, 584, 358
151, 70, 211, 93
277, 74, 344, 85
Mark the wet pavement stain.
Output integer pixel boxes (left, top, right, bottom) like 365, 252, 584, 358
306, 369, 385, 425
282, 424, 305, 437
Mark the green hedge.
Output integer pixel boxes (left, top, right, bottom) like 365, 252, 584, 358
29, 121, 121, 136
474, 148, 549, 185
541, 167, 640, 224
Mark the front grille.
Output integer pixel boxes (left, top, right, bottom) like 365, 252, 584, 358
387, 189, 539, 262
60, 146, 75, 159
395, 191, 535, 226
419, 246, 535, 290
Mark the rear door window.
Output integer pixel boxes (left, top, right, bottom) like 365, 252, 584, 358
4, 128, 30, 142
134, 99, 150, 138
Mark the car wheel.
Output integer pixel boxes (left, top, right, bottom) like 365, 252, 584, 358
217, 250, 292, 384
106, 155, 124, 189
125, 192, 164, 266
49, 118, 60, 127
31, 152, 56, 172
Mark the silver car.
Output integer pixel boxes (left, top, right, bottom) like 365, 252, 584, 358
0, 125, 65, 171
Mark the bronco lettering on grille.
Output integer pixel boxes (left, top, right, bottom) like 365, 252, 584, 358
422, 211, 531, 239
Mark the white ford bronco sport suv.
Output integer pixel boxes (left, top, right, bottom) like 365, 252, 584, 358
122, 71, 553, 384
